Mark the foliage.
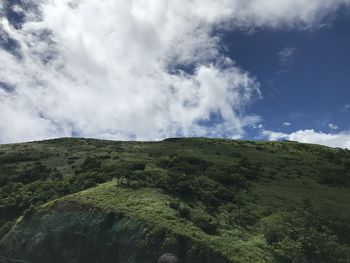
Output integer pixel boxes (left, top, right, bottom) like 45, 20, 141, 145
318, 168, 350, 186
80, 156, 102, 171
0, 137, 349, 262
178, 204, 191, 219
264, 200, 350, 263
157, 154, 208, 175
190, 210, 218, 235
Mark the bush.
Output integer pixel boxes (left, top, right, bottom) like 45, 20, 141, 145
127, 161, 146, 171
67, 159, 75, 164
318, 169, 349, 187
191, 212, 218, 235
230, 152, 242, 158
157, 155, 208, 175
81, 156, 102, 171
205, 165, 248, 190
229, 207, 257, 228
178, 205, 191, 219
146, 169, 169, 187
264, 202, 350, 263
321, 151, 342, 164
169, 201, 180, 210
0, 152, 38, 164
256, 146, 264, 151
13, 162, 52, 183
118, 167, 169, 189
99, 154, 111, 159
239, 157, 251, 168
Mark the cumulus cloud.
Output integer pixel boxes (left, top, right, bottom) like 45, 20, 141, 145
282, 122, 291, 127
262, 129, 350, 149
0, 0, 349, 143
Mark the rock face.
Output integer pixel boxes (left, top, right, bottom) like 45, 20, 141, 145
0, 201, 229, 263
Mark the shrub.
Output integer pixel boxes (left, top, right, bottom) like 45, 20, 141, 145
127, 161, 146, 171
169, 201, 180, 210
99, 154, 111, 159
318, 169, 349, 187
157, 155, 208, 175
320, 150, 343, 165
230, 152, 242, 158
229, 207, 257, 228
143, 168, 169, 187
191, 212, 218, 235
67, 159, 75, 164
178, 205, 191, 219
256, 146, 264, 151
263, 202, 350, 263
81, 156, 102, 171
205, 165, 248, 190
13, 163, 52, 183
239, 157, 250, 168
0, 152, 37, 164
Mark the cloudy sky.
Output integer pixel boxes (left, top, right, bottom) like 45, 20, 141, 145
0, 0, 350, 148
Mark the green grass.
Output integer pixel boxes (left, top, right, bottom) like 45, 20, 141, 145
1, 137, 350, 262
57, 181, 273, 262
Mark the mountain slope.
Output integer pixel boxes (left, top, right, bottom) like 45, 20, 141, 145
0, 138, 350, 262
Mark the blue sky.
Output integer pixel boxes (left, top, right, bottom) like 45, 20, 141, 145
0, 0, 350, 148
222, 8, 350, 139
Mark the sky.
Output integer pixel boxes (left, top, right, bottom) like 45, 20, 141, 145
0, 0, 350, 148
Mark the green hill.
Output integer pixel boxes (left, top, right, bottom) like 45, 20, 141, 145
0, 138, 350, 262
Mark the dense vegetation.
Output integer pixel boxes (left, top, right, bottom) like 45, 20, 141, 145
0, 138, 350, 262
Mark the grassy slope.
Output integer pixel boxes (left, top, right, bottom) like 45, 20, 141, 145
1, 138, 350, 262
58, 182, 271, 262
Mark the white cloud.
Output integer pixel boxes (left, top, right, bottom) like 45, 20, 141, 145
278, 47, 298, 65
231, 134, 242, 140
282, 122, 291, 127
328, 123, 338, 130
341, 104, 350, 112
250, 123, 264, 130
0, 0, 349, 143
262, 129, 350, 149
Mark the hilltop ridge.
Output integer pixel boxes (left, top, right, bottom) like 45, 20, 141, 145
0, 138, 350, 262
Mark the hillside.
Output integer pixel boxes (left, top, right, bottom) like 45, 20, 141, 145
0, 138, 350, 262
